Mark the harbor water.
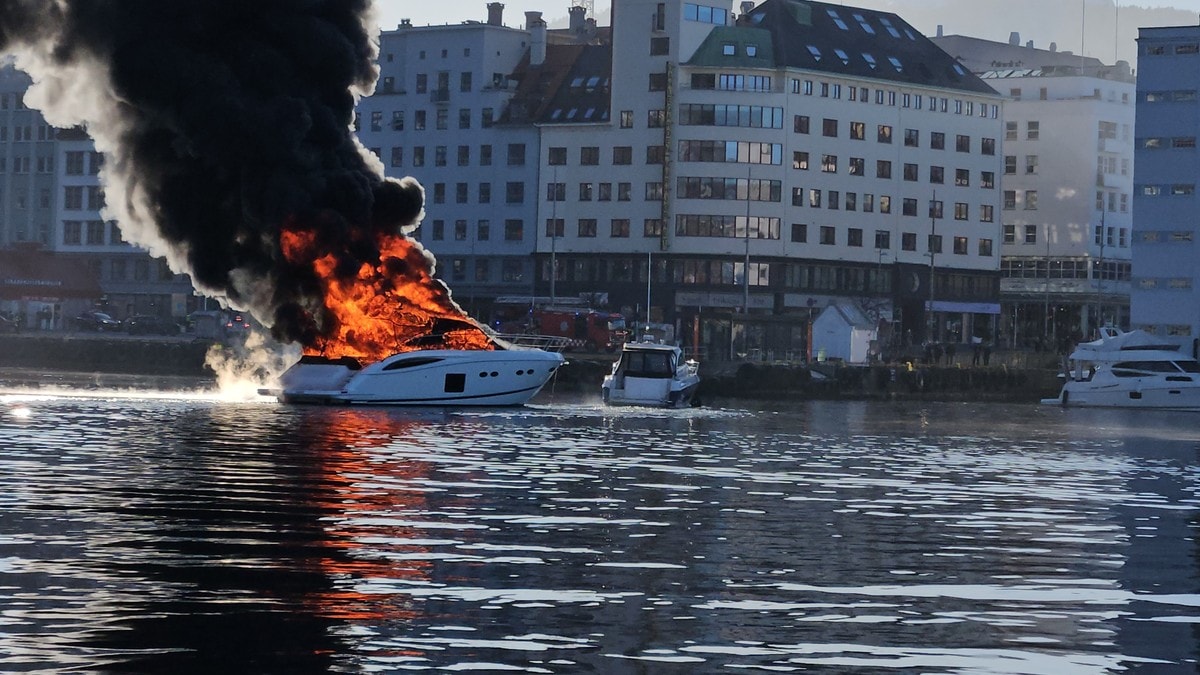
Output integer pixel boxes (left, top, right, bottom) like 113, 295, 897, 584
2, 377, 1199, 673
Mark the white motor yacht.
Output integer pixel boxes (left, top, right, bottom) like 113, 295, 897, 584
602, 341, 700, 408
1041, 327, 1200, 410
265, 345, 564, 406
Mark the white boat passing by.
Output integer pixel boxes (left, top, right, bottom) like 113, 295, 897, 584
602, 340, 700, 408
1041, 326, 1200, 410
265, 343, 565, 406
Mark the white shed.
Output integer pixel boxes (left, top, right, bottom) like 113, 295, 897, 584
812, 304, 877, 364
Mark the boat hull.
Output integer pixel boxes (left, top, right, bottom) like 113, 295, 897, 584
268, 349, 565, 406
1045, 381, 1200, 411
602, 376, 700, 408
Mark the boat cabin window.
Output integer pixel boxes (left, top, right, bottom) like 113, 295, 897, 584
1111, 361, 1185, 377
382, 357, 444, 371
608, 318, 626, 331
444, 373, 466, 392
621, 351, 675, 378
1176, 360, 1200, 374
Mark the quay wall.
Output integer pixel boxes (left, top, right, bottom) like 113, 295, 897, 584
0, 334, 1062, 402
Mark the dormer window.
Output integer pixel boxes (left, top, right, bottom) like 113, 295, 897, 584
746, 44, 758, 57
722, 43, 736, 56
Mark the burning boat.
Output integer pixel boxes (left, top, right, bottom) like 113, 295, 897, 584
263, 321, 565, 407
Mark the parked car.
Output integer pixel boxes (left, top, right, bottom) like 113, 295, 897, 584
0, 314, 19, 333
73, 310, 122, 332
125, 314, 180, 335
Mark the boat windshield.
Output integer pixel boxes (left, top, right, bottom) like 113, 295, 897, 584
620, 350, 675, 378
608, 318, 626, 331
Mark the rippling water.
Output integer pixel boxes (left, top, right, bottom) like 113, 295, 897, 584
1, 374, 1199, 673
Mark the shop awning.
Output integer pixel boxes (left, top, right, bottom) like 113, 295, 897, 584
0, 250, 102, 301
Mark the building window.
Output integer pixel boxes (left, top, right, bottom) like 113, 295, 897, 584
877, 124, 892, 143
850, 121, 865, 140
931, 131, 945, 150
651, 36, 670, 55
953, 236, 968, 254
904, 128, 919, 147
1024, 224, 1038, 244
614, 146, 633, 165
874, 230, 890, 249
506, 144, 526, 166
902, 232, 916, 251
793, 151, 809, 170
1003, 190, 1016, 209
954, 202, 968, 220
821, 155, 837, 173
929, 166, 944, 184
1025, 190, 1038, 209
955, 168, 969, 187
794, 115, 810, 134
549, 147, 567, 165
1027, 121, 1040, 140
791, 223, 807, 242
955, 134, 970, 152
848, 157, 864, 176
981, 138, 995, 155
819, 226, 836, 245
1025, 155, 1038, 174
903, 163, 918, 181
876, 160, 891, 179
611, 219, 630, 237
822, 118, 838, 137
847, 228, 863, 247
506, 182, 524, 203
980, 171, 994, 189
980, 204, 994, 222
620, 110, 633, 128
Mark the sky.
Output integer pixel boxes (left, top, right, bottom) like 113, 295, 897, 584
377, 0, 1200, 66
380, 1, 1200, 30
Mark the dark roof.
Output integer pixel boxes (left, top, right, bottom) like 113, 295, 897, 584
689, 0, 997, 96
501, 43, 612, 125
0, 249, 102, 300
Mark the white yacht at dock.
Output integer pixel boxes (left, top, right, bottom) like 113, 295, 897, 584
1041, 327, 1200, 410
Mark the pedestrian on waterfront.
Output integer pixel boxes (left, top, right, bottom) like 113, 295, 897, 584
983, 343, 992, 366
944, 342, 956, 365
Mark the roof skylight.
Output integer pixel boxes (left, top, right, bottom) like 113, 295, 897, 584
807, 45, 822, 61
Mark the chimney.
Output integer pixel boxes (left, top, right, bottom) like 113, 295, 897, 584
487, 2, 504, 26
400, 18, 412, 28
569, 5, 586, 32
1009, 31, 1020, 46
1049, 41, 1057, 52
936, 24, 943, 38
1026, 40, 1033, 49
526, 11, 547, 65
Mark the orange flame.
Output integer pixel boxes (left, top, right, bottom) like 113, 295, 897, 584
281, 227, 493, 361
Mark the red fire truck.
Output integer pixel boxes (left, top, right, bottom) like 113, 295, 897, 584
529, 307, 628, 352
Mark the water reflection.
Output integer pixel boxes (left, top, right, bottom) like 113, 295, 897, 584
0, 390, 1199, 672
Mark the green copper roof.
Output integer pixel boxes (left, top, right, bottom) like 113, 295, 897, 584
687, 26, 775, 68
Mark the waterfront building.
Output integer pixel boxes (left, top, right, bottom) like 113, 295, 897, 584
0, 64, 194, 327
934, 31, 1135, 349
1132, 25, 1200, 351
369, 0, 1004, 360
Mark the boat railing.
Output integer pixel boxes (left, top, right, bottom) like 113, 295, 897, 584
496, 333, 572, 352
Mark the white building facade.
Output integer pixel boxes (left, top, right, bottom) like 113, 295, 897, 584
935, 33, 1135, 349
364, 0, 1005, 360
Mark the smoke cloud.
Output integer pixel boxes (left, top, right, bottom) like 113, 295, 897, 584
0, 0, 443, 347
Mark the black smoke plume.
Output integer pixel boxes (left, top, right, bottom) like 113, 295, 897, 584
0, 0, 431, 345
